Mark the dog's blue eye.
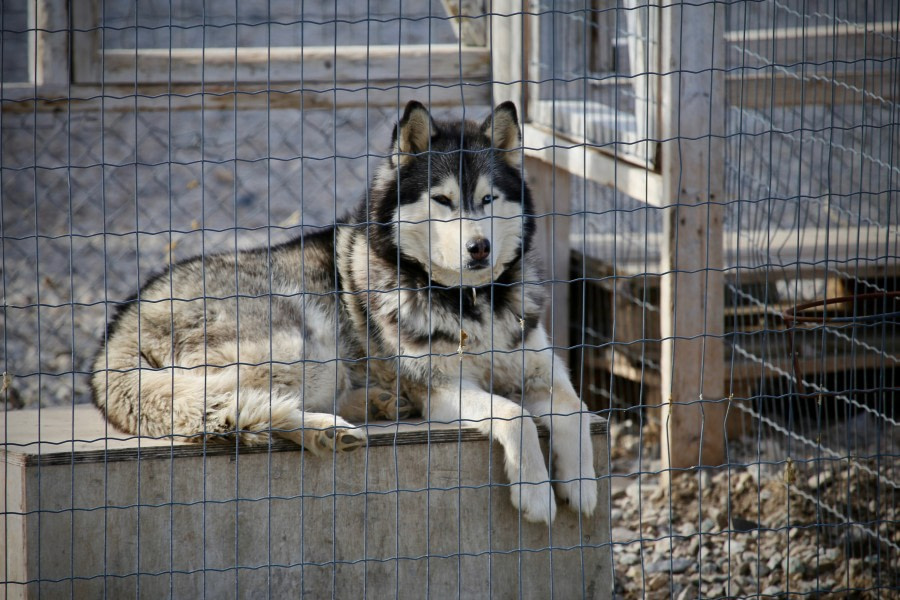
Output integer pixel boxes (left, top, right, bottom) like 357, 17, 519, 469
431, 194, 452, 207
482, 194, 498, 205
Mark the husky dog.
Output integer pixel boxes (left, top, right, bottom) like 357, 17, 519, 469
92, 101, 596, 524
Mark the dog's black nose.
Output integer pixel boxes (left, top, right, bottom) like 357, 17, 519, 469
466, 238, 491, 261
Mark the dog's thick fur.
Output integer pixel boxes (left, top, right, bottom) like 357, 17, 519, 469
92, 102, 596, 523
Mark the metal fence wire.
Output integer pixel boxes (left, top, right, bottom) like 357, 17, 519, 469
2, 0, 898, 598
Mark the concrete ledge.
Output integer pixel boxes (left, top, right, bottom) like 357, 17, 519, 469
2, 405, 611, 598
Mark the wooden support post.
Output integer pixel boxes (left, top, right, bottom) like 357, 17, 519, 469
526, 156, 571, 355
658, 0, 726, 470
30, 0, 70, 87
441, 0, 488, 46
489, 0, 523, 106
493, 1, 570, 352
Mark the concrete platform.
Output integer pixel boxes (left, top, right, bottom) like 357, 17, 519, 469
2, 405, 610, 599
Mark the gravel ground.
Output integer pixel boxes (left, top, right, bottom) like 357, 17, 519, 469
608, 418, 900, 599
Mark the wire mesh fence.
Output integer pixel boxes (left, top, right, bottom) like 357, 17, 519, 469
2, 0, 898, 598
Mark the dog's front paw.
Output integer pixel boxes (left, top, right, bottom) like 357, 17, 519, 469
510, 480, 557, 524
555, 476, 598, 518
314, 424, 367, 453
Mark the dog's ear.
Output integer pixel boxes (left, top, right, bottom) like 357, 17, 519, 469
481, 102, 522, 168
391, 101, 438, 166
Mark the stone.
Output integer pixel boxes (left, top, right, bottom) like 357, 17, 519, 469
647, 573, 668, 592
749, 560, 771, 578
762, 585, 782, 596
726, 539, 746, 556
766, 552, 783, 572
807, 470, 832, 490
731, 515, 759, 532
838, 527, 873, 558
819, 547, 841, 568
783, 556, 810, 576
686, 536, 700, 557
646, 557, 694, 575
700, 561, 719, 575
716, 510, 730, 529
675, 585, 697, 600
612, 527, 640, 542
680, 522, 698, 536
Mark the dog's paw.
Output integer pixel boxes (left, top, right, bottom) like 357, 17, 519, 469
510, 480, 557, 525
370, 390, 415, 421
314, 424, 367, 453
555, 476, 598, 518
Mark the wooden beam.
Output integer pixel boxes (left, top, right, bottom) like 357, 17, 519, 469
725, 22, 899, 66
571, 226, 899, 276
726, 68, 899, 109
658, 0, 727, 470
97, 44, 490, 85
0, 82, 492, 113
11, 69, 892, 113
523, 124, 663, 204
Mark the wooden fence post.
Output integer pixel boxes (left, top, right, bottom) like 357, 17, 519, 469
658, 0, 726, 470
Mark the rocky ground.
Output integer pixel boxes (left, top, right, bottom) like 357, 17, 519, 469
608, 421, 899, 599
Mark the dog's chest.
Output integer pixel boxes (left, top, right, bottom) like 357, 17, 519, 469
435, 305, 532, 394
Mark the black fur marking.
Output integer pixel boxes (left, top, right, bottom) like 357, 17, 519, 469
402, 329, 459, 348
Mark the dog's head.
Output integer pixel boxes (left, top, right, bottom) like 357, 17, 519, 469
372, 101, 535, 287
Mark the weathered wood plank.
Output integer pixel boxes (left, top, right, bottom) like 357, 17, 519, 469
726, 67, 898, 109
523, 124, 663, 204
97, 44, 490, 85
8, 66, 894, 113
0, 81, 492, 113
571, 226, 898, 275
2, 405, 607, 467
726, 21, 899, 66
